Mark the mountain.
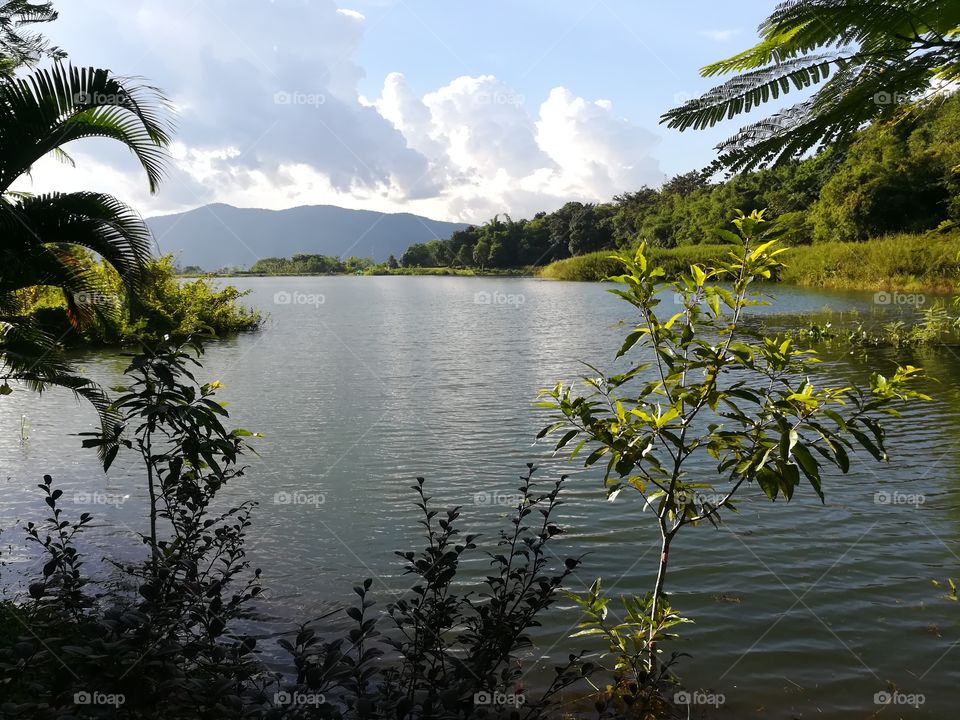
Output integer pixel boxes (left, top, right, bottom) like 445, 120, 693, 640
146, 203, 469, 270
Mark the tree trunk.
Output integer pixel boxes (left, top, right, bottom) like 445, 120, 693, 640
647, 530, 673, 673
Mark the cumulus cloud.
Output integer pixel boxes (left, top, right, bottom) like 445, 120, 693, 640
374, 75, 663, 220
14, 0, 664, 222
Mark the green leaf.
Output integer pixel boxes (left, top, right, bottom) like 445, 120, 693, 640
792, 443, 823, 502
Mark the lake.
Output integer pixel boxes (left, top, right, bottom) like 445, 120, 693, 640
2, 276, 959, 718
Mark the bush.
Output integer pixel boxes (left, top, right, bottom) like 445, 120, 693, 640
537, 252, 622, 281
19, 254, 261, 346
539, 246, 733, 282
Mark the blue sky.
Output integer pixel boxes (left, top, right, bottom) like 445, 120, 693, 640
346, 0, 775, 172
19, 0, 782, 222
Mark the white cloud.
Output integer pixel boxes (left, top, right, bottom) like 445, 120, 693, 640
336, 8, 366, 21
372, 75, 664, 220
14, 1, 665, 222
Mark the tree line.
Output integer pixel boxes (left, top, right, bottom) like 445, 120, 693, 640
400, 91, 960, 269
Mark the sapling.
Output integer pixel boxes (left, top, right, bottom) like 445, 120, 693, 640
537, 210, 928, 686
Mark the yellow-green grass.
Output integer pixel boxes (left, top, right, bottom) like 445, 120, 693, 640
538, 231, 960, 293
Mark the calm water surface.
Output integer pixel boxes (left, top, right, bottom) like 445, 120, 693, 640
2, 277, 959, 718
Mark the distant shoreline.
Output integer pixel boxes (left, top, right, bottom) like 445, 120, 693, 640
176, 267, 537, 279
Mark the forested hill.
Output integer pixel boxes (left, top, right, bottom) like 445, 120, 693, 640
397, 92, 960, 270
147, 203, 469, 271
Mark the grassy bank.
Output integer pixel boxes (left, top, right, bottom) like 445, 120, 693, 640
539, 230, 960, 292
365, 266, 531, 277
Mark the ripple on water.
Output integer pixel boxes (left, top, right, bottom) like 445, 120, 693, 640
1, 277, 959, 718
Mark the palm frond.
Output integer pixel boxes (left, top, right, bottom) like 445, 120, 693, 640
0, 63, 173, 192
0, 191, 154, 290
663, 0, 960, 171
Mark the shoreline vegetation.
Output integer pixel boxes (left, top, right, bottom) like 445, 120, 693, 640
19, 255, 262, 348
538, 229, 960, 291
188, 226, 960, 293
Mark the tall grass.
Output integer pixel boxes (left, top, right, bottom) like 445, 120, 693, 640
778, 231, 960, 292
539, 230, 960, 291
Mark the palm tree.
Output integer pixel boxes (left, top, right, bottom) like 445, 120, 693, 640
0, 1, 63, 78
0, 63, 171, 465
662, 0, 960, 173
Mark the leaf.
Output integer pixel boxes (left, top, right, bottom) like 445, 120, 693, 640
792, 443, 823, 502
555, 430, 578, 451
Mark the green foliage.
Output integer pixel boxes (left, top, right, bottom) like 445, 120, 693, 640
662, 0, 960, 172
811, 97, 960, 241
249, 253, 375, 275
538, 209, 927, 681
18, 254, 261, 346
569, 578, 686, 716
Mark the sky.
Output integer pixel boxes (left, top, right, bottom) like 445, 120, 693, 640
15, 0, 778, 223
